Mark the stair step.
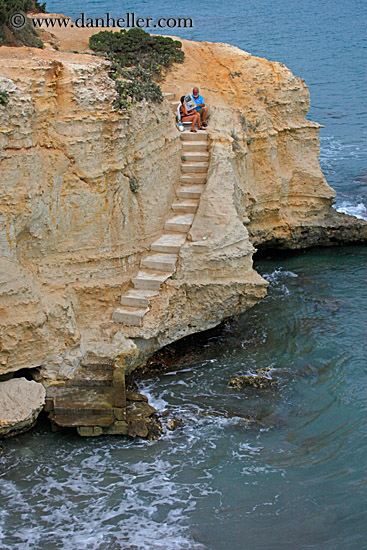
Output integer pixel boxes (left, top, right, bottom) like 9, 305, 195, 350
171, 101, 180, 113
80, 357, 115, 371
182, 141, 208, 152
180, 174, 207, 184
53, 413, 114, 427
181, 162, 208, 173
176, 184, 205, 199
164, 214, 195, 233
172, 199, 199, 213
183, 151, 209, 162
120, 289, 158, 308
68, 369, 113, 387
112, 305, 150, 326
181, 120, 201, 126
141, 253, 178, 272
151, 233, 186, 254
132, 270, 172, 290
180, 131, 208, 141
54, 387, 115, 412
163, 92, 175, 101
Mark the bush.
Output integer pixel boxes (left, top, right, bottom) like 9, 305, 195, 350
89, 28, 184, 111
90, 28, 184, 79
0, 0, 46, 47
0, 91, 10, 105
114, 79, 163, 110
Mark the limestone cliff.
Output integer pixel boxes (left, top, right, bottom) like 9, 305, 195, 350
1, 27, 366, 387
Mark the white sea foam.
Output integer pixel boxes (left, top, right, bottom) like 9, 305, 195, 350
334, 201, 367, 220
0, 450, 210, 550
137, 382, 170, 411
262, 268, 298, 284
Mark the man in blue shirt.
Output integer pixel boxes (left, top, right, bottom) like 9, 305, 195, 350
192, 87, 208, 127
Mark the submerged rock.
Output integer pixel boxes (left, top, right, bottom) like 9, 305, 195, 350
0, 378, 46, 437
228, 367, 277, 389
167, 417, 184, 431
126, 400, 163, 440
126, 390, 148, 403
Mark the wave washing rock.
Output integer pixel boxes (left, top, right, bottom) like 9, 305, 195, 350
0, 23, 366, 423
0, 378, 46, 437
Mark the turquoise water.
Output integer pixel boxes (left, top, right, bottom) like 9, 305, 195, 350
1, 1, 367, 549
2, 248, 367, 549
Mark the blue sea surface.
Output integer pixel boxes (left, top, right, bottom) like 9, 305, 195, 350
1, 1, 367, 549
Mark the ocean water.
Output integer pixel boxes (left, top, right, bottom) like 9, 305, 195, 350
1, 1, 367, 549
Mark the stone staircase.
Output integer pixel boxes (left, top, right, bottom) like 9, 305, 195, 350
45, 357, 161, 437
113, 103, 209, 327
46, 357, 127, 436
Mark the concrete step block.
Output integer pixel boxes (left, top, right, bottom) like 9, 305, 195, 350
182, 141, 208, 152
180, 131, 208, 141
132, 270, 172, 290
172, 199, 199, 213
151, 233, 186, 254
180, 174, 207, 184
54, 413, 115, 427
68, 369, 113, 387
54, 387, 114, 412
183, 151, 209, 162
163, 92, 175, 101
112, 306, 150, 326
171, 101, 180, 113
176, 184, 205, 199
120, 289, 158, 308
141, 253, 178, 272
181, 162, 209, 173
164, 214, 195, 233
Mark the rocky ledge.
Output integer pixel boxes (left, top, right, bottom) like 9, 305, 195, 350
0, 24, 366, 438
0, 378, 46, 437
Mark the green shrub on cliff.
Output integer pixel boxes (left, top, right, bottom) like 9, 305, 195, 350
89, 28, 184, 110
89, 28, 184, 79
112, 67, 163, 110
0, 0, 46, 47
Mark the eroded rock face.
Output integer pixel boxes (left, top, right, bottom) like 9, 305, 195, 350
162, 40, 367, 249
0, 378, 46, 437
0, 32, 365, 386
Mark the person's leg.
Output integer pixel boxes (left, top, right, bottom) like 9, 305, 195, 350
182, 114, 197, 131
195, 113, 202, 129
190, 114, 197, 131
201, 107, 208, 125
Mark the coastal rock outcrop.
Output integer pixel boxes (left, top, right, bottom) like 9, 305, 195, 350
0, 23, 366, 428
0, 378, 46, 437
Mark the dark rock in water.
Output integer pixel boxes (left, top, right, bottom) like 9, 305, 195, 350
228, 367, 277, 389
126, 400, 163, 440
126, 390, 148, 403
252, 210, 367, 250
167, 417, 184, 431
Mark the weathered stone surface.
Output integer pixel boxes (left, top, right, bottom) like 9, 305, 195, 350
0, 26, 365, 387
126, 401, 162, 439
105, 421, 128, 436
228, 367, 277, 389
167, 417, 184, 431
126, 390, 148, 403
0, 378, 46, 437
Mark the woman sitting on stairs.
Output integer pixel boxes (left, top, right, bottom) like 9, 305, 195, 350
179, 96, 203, 133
